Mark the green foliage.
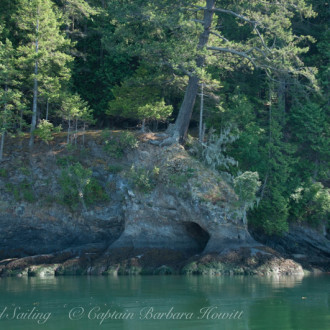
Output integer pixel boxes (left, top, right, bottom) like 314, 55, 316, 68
152, 166, 160, 177
59, 162, 107, 210
0, 168, 8, 177
0, 33, 26, 159
20, 180, 36, 202
289, 102, 330, 180
290, 181, 330, 227
234, 172, 261, 207
4, 183, 14, 193
34, 120, 61, 144
0, 0, 328, 239
250, 190, 290, 235
102, 130, 138, 158
59, 93, 94, 144
5, 180, 35, 203
138, 100, 173, 122
107, 164, 124, 174
168, 173, 188, 187
15, 0, 73, 133
19, 166, 30, 176
233, 171, 261, 225
86, 178, 109, 205
107, 78, 173, 125
56, 155, 77, 167
128, 166, 154, 193
60, 94, 92, 123
65, 143, 78, 152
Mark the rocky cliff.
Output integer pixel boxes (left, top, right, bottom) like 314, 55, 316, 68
0, 131, 328, 276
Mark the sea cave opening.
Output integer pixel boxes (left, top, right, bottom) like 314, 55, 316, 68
184, 222, 210, 253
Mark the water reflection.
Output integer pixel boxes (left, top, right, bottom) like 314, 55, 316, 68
0, 275, 329, 330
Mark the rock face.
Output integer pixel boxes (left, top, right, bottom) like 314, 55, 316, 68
0, 133, 328, 275
252, 225, 330, 271
0, 205, 124, 259
0, 136, 259, 263
256, 225, 330, 257
0, 142, 257, 258
108, 142, 259, 254
109, 187, 257, 254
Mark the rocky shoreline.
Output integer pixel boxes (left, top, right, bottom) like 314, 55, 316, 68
0, 132, 329, 277
0, 246, 309, 277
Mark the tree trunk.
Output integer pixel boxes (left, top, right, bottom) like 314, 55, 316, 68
75, 119, 78, 145
67, 118, 71, 144
173, 0, 215, 143
37, 103, 41, 122
29, 9, 39, 148
29, 61, 38, 147
46, 99, 49, 120
202, 122, 206, 143
199, 83, 204, 142
141, 119, 146, 132
78, 189, 87, 212
153, 120, 158, 132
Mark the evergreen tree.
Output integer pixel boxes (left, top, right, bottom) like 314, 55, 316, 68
0, 30, 22, 161
107, 67, 173, 131
16, 0, 73, 147
58, 93, 93, 144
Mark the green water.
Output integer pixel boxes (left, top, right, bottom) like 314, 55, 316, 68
0, 275, 329, 330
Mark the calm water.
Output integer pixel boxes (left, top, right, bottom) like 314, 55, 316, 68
0, 275, 329, 330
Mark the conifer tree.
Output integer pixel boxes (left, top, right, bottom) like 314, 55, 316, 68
106, 0, 316, 142
0, 31, 21, 161
16, 0, 73, 147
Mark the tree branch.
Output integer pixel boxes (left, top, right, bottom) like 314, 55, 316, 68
191, 5, 259, 25
210, 31, 229, 42
254, 26, 272, 53
212, 8, 259, 25
161, 60, 194, 78
246, 46, 270, 60
207, 46, 257, 67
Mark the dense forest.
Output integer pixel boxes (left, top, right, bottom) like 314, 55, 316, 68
0, 0, 329, 235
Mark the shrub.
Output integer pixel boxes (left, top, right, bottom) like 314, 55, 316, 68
102, 130, 138, 158
234, 171, 261, 206
35, 120, 61, 144
59, 163, 107, 210
56, 155, 77, 167
128, 166, 154, 193
119, 131, 139, 148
